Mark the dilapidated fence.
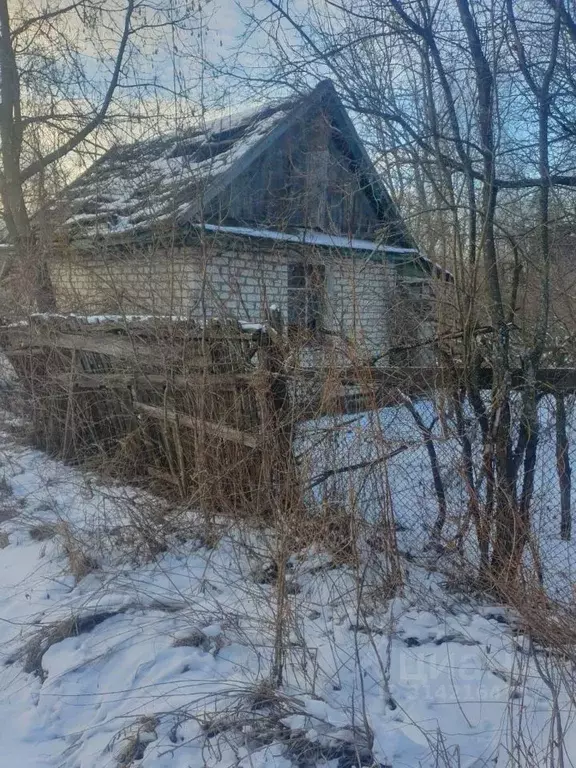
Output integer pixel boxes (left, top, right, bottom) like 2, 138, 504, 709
0, 314, 301, 516
4, 314, 576, 611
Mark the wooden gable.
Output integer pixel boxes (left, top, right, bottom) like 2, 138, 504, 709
51, 79, 414, 251
201, 86, 408, 244
204, 110, 379, 238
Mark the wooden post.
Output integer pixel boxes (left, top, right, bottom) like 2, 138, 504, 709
62, 349, 77, 459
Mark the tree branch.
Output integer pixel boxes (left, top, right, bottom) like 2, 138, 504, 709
11, 1, 85, 39
20, 0, 135, 183
307, 445, 409, 490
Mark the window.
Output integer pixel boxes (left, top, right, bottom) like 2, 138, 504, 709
287, 263, 326, 331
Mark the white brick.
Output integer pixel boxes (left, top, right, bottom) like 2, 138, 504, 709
51, 241, 412, 363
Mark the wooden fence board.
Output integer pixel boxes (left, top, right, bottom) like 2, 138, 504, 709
133, 401, 260, 448
0, 317, 272, 511
3, 329, 158, 361
1, 329, 211, 367
52, 371, 254, 390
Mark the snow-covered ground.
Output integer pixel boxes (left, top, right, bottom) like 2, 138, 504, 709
1, 418, 575, 767
297, 397, 576, 602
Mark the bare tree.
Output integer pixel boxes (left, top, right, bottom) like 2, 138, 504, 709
0, 0, 200, 310
236, 0, 576, 590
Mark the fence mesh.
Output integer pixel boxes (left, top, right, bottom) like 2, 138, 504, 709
296, 391, 576, 607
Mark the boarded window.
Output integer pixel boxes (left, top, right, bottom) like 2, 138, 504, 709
287, 263, 326, 330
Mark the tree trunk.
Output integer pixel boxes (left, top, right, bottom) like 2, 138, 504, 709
34, 256, 57, 313
402, 396, 447, 544
453, 389, 491, 574
489, 398, 518, 590
556, 394, 572, 541
515, 402, 540, 570
0, 0, 57, 312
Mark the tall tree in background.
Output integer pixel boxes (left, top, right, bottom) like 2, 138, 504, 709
237, 0, 576, 589
0, 0, 201, 310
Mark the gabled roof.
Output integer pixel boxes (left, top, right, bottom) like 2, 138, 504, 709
49, 80, 414, 249
53, 98, 298, 240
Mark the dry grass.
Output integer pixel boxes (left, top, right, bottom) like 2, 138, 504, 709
172, 628, 228, 655
114, 716, 159, 767
57, 521, 98, 581
198, 684, 377, 768
29, 522, 58, 541
9, 611, 120, 681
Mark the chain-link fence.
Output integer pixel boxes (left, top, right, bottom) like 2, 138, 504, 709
296, 392, 576, 607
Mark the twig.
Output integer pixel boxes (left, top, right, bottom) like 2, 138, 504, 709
306, 445, 409, 490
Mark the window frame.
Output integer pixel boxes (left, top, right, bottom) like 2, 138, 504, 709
287, 261, 326, 333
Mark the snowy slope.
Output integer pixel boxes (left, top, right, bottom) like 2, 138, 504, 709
0, 424, 574, 767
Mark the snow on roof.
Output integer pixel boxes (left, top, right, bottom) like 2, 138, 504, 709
17, 312, 266, 331
200, 223, 451, 278
14, 80, 434, 273
201, 223, 418, 254
52, 98, 298, 239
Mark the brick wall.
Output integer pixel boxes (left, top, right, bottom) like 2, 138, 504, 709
193, 248, 288, 321
51, 240, 397, 361
326, 258, 395, 358
52, 246, 199, 316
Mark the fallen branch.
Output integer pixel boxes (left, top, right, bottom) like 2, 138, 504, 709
306, 444, 409, 490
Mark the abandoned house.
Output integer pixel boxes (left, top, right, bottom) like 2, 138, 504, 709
35, 80, 443, 364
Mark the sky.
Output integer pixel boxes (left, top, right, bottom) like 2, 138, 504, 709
211, 0, 245, 49
6, 0, 314, 188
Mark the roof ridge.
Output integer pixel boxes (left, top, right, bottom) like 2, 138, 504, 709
87, 91, 308, 159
